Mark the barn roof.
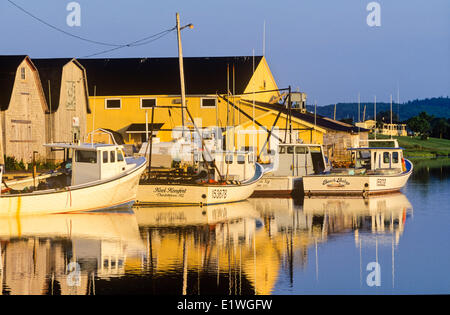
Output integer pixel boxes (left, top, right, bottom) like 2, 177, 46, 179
240, 99, 369, 133
0, 55, 28, 110
32, 58, 91, 113
77, 56, 263, 96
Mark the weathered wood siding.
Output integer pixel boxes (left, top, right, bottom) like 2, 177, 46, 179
46, 61, 89, 162
1, 59, 47, 164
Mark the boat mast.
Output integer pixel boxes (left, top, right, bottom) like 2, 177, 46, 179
390, 94, 393, 139
374, 96, 377, 140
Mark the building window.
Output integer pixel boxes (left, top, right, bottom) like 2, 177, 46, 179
201, 98, 217, 108
21, 67, 25, 80
105, 99, 121, 109
66, 81, 76, 110
141, 98, 156, 109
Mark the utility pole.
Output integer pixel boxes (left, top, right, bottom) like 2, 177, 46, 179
176, 13, 186, 137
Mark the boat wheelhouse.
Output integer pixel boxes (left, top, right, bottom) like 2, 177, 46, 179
253, 143, 329, 196
0, 142, 146, 216
303, 139, 413, 196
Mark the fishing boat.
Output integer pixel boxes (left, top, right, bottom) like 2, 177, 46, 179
136, 13, 264, 206
253, 143, 329, 196
136, 155, 264, 206
302, 139, 413, 196
0, 142, 146, 216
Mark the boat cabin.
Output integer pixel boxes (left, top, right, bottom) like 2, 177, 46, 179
271, 143, 328, 177
44, 143, 130, 186
348, 139, 405, 174
210, 151, 256, 182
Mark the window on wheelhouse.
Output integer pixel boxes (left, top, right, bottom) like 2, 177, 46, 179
279, 146, 286, 154
103, 151, 108, 163
225, 155, 233, 164
110, 151, 116, 163
383, 152, 390, 164
237, 155, 245, 164
287, 146, 294, 154
295, 147, 307, 154
117, 149, 124, 162
392, 152, 399, 164
76, 150, 97, 164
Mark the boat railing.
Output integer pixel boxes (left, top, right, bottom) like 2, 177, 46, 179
84, 128, 119, 145
359, 138, 399, 148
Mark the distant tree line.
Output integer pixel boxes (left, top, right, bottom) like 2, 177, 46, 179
407, 112, 450, 140
308, 97, 450, 121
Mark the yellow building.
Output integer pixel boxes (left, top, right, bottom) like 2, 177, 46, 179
79, 56, 328, 153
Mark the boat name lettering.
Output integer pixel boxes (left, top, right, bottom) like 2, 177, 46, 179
322, 178, 350, 186
154, 187, 187, 195
377, 178, 386, 186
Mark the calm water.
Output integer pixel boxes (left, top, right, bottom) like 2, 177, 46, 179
1, 158, 449, 295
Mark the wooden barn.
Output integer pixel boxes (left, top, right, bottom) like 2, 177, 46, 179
0, 55, 48, 164
33, 58, 90, 161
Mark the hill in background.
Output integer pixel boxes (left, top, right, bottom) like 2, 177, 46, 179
306, 97, 450, 122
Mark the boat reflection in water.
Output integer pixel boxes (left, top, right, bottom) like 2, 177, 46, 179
249, 192, 413, 291
0, 209, 145, 295
133, 201, 270, 295
0, 193, 413, 295
302, 192, 413, 245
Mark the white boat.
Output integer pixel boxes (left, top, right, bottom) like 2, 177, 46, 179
252, 143, 329, 196
302, 139, 413, 196
0, 142, 146, 216
136, 161, 264, 206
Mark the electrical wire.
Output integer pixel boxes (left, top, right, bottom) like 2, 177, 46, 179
7, 0, 121, 47
81, 27, 175, 58
7, 0, 177, 57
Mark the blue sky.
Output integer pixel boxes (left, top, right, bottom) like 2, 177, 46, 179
1, 0, 449, 105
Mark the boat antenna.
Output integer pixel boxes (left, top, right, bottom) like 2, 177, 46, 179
92, 85, 96, 147
374, 95, 377, 140
390, 94, 393, 139
358, 93, 360, 134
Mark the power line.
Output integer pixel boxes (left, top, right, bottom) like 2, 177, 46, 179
81, 28, 175, 58
7, 0, 122, 47
7, 0, 177, 57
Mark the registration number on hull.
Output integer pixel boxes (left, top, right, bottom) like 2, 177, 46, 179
212, 189, 228, 199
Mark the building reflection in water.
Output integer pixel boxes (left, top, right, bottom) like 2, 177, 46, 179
0, 193, 412, 295
0, 210, 145, 295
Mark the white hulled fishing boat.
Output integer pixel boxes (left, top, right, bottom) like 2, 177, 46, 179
253, 143, 329, 196
136, 154, 264, 206
0, 142, 146, 216
136, 13, 263, 206
303, 139, 413, 196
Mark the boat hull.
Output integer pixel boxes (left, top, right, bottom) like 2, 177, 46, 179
0, 160, 146, 216
136, 163, 264, 206
302, 159, 413, 196
251, 175, 302, 197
